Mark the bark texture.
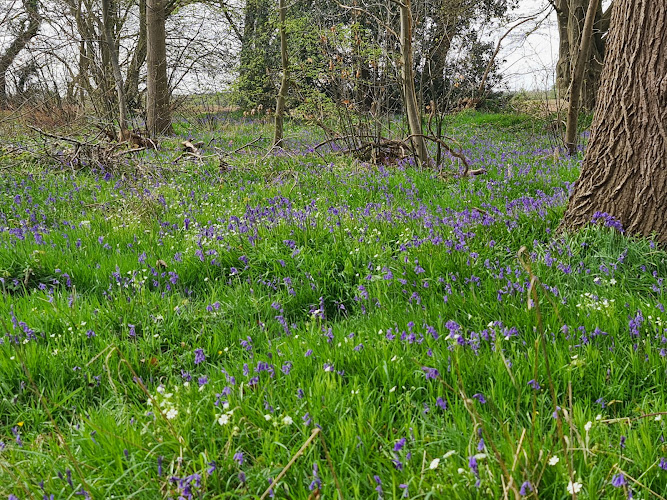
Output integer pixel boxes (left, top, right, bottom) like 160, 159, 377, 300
146, 0, 172, 136
560, 0, 667, 244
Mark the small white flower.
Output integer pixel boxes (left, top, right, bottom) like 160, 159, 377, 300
584, 421, 592, 432
609, 279, 617, 285
655, 414, 662, 421
282, 415, 293, 425
222, 401, 230, 410
429, 458, 440, 470
389, 386, 397, 393
443, 450, 456, 459
157, 385, 165, 394
218, 414, 229, 425
548, 456, 560, 466
264, 414, 272, 421
166, 408, 178, 420
567, 481, 582, 495
595, 414, 602, 420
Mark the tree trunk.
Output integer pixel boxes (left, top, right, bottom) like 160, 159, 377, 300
559, 0, 667, 244
101, 0, 130, 139
146, 0, 172, 136
125, 0, 147, 111
273, 0, 288, 148
0, 0, 41, 106
555, 0, 609, 112
399, 0, 429, 167
564, 0, 600, 155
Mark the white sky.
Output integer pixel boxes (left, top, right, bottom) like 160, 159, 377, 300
497, 0, 560, 91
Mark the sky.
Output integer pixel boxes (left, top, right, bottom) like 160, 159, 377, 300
496, 0, 561, 91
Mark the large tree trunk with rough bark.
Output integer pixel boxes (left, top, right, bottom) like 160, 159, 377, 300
146, 0, 172, 136
559, 0, 667, 244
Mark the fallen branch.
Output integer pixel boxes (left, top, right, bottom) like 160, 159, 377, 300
600, 412, 667, 425
260, 428, 322, 500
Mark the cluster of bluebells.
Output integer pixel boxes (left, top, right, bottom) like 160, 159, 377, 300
2, 120, 667, 499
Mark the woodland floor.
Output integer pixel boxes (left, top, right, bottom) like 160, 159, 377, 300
1, 112, 666, 499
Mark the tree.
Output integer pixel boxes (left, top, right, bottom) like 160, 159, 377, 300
237, 0, 277, 109
101, 0, 130, 139
398, 0, 428, 166
559, 0, 667, 244
146, 0, 172, 136
0, 0, 41, 105
551, 0, 612, 111
563, 0, 599, 155
272, 0, 288, 147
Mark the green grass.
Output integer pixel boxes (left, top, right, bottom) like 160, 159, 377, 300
0, 113, 666, 499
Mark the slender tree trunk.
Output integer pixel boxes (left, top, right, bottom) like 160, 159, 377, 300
101, 0, 130, 139
0, 0, 41, 106
125, 0, 147, 111
559, 0, 667, 244
146, 0, 172, 136
555, 0, 609, 112
273, 0, 288, 148
564, 0, 600, 155
554, 0, 571, 99
399, 0, 428, 167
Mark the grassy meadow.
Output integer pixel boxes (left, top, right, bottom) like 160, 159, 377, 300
1, 112, 666, 499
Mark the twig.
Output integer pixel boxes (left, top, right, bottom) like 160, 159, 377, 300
318, 431, 344, 500
404, 133, 472, 173
27, 124, 86, 146
228, 135, 264, 155
613, 464, 667, 500
600, 412, 667, 425
260, 428, 322, 500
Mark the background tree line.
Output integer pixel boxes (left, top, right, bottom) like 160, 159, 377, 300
0, 0, 609, 139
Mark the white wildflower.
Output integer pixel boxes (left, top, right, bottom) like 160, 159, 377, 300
429, 458, 440, 470
548, 456, 560, 466
218, 414, 229, 425
567, 481, 582, 495
584, 421, 592, 432
166, 408, 178, 420
282, 415, 293, 425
